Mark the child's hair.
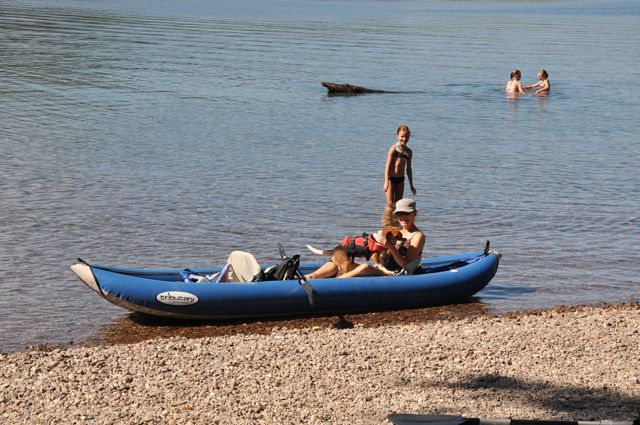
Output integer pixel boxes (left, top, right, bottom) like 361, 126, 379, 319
510, 69, 521, 80
397, 124, 411, 136
538, 69, 549, 79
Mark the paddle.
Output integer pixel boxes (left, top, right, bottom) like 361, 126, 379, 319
277, 242, 287, 261
278, 243, 315, 306
296, 270, 315, 306
387, 414, 638, 425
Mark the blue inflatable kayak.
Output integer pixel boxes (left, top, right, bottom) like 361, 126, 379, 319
70, 247, 500, 320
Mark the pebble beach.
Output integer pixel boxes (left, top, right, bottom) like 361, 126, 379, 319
2, 303, 639, 424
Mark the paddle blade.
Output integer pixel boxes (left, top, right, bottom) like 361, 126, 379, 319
301, 279, 315, 306
296, 268, 315, 306
388, 415, 476, 425
278, 242, 288, 260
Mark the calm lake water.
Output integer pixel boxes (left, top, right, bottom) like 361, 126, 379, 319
1, 0, 639, 353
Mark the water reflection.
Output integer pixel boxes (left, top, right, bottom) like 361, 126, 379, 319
505, 95, 521, 118
536, 93, 549, 112
481, 283, 537, 300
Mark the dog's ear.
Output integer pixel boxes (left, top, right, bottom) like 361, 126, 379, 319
383, 226, 401, 238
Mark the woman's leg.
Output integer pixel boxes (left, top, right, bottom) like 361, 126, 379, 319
338, 263, 386, 278
305, 261, 338, 279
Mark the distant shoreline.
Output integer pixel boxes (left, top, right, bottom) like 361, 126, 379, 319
3, 302, 639, 424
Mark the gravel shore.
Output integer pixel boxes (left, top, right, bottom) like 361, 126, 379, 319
2, 303, 639, 424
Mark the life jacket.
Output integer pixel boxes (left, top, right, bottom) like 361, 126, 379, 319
340, 233, 385, 260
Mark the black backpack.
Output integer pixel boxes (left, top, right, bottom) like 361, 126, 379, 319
263, 254, 301, 281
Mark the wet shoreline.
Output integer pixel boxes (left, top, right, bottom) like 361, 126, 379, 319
21, 299, 492, 353
24, 300, 635, 354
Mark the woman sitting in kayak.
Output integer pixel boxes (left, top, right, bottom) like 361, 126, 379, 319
339, 198, 425, 278
305, 198, 425, 279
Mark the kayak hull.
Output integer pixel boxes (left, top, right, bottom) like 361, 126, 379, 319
71, 250, 500, 320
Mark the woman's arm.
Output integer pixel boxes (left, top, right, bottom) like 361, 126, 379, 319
386, 232, 425, 269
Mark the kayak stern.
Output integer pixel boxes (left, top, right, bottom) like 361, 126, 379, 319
70, 263, 101, 295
